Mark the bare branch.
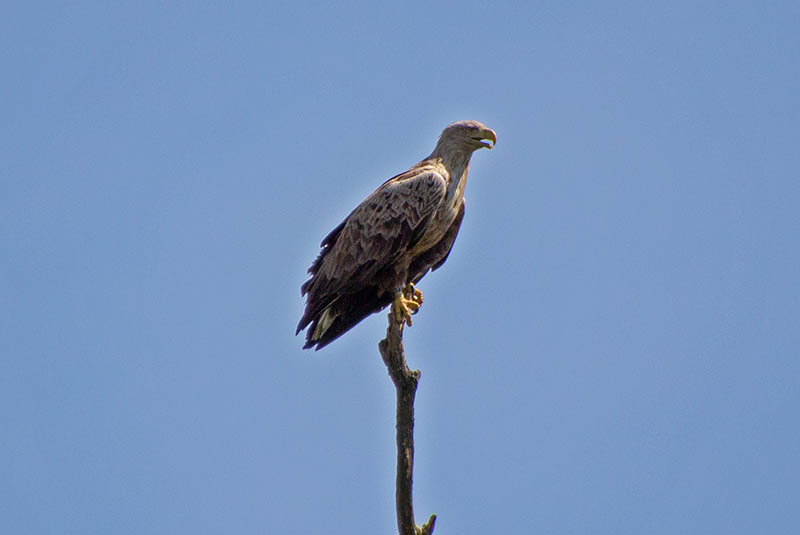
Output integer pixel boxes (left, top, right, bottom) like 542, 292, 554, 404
378, 314, 437, 535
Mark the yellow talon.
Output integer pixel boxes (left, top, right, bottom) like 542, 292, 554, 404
392, 287, 422, 327
403, 282, 424, 306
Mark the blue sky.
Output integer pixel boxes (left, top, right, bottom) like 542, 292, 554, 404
2, 2, 799, 533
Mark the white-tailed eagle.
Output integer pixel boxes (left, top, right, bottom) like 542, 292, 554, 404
297, 120, 496, 349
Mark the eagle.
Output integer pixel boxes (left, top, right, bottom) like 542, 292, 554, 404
297, 120, 497, 350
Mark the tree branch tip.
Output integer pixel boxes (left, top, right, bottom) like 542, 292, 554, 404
417, 514, 436, 534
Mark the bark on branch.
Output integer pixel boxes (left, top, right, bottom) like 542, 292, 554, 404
378, 314, 437, 535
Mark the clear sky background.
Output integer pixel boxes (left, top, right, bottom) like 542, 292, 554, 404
2, 2, 798, 534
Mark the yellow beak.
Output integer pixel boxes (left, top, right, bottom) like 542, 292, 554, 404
479, 128, 497, 149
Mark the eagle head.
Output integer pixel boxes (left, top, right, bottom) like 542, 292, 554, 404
439, 120, 497, 151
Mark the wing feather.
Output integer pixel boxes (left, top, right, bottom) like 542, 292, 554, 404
313, 169, 445, 292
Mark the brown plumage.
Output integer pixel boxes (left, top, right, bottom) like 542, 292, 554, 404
297, 120, 496, 349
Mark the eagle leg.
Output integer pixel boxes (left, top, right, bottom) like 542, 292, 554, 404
392, 288, 421, 326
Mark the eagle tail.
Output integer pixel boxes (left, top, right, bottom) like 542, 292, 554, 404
301, 287, 393, 350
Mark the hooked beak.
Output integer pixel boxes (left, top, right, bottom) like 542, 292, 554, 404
473, 128, 497, 149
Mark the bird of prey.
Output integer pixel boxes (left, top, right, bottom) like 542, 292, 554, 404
297, 120, 497, 350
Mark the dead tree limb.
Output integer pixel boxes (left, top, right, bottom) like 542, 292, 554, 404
378, 314, 437, 535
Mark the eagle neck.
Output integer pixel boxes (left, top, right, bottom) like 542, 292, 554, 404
427, 147, 473, 200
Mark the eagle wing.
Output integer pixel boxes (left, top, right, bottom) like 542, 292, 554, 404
297, 168, 447, 340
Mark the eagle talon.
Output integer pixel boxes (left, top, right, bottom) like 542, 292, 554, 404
403, 282, 424, 306
392, 291, 420, 326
